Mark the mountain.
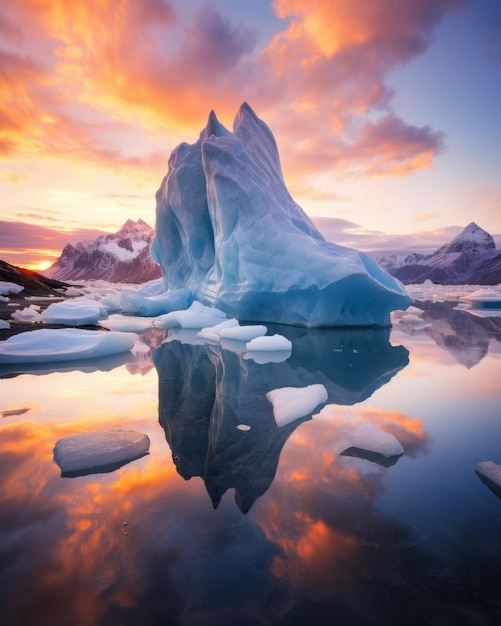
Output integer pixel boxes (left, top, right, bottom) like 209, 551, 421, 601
0, 259, 73, 296
378, 222, 501, 285
46, 219, 162, 283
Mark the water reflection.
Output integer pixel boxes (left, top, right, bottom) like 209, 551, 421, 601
154, 326, 409, 512
400, 301, 501, 368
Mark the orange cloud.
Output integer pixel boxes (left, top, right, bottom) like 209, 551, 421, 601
0, 0, 468, 190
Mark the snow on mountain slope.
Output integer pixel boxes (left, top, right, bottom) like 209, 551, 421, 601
378, 222, 501, 285
46, 219, 161, 283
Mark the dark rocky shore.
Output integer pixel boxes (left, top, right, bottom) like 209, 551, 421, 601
0, 259, 102, 340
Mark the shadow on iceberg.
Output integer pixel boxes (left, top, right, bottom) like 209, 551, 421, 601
154, 326, 408, 512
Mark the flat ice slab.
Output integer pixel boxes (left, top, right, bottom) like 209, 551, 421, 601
246, 334, 292, 352
475, 461, 501, 496
53, 428, 150, 476
0, 281, 24, 295
0, 328, 138, 363
266, 384, 328, 428
341, 423, 404, 459
41, 299, 108, 325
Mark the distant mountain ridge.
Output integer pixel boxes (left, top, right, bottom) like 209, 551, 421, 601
46, 219, 162, 283
377, 222, 501, 285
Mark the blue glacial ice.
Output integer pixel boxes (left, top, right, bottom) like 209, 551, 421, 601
0, 328, 138, 364
151, 102, 412, 328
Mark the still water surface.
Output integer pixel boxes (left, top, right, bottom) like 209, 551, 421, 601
1, 303, 501, 625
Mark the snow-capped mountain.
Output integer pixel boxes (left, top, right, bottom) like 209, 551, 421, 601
46, 219, 162, 283
378, 222, 501, 285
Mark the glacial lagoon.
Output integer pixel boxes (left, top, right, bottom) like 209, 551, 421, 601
1, 294, 501, 625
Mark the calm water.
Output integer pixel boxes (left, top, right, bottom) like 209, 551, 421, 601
1, 303, 501, 626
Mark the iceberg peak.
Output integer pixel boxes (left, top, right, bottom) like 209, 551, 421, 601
152, 103, 412, 327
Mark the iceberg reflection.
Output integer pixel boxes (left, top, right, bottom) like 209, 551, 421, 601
154, 326, 409, 512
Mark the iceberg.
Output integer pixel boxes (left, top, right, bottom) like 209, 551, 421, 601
151, 102, 412, 328
53, 428, 150, 476
475, 461, 501, 498
0, 328, 138, 363
0, 281, 24, 295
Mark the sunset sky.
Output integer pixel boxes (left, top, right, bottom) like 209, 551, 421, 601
1, 0, 500, 270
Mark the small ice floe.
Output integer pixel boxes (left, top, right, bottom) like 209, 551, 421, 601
0, 328, 138, 363
460, 289, 501, 309
53, 428, 150, 476
0, 281, 24, 295
10, 306, 43, 324
475, 461, 501, 498
196, 318, 239, 342
155, 301, 227, 329
236, 424, 251, 431
0, 319, 10, 329
99, 314, 155, 333
41, 299, 108, 325
340, 423, 404, 467
220, 324, 267, 342
266, 384, 328, 428
246, 334, 292, 351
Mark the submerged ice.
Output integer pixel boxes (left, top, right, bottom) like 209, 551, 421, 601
151, 102, 412, 328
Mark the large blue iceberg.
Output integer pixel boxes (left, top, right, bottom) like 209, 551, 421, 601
151, 103, 412, 327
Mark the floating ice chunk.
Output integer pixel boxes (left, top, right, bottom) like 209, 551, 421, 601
0, 319, 10, 329
155, 301, 227, 329
461, 289, 501, 309
0, 328, 138, 363
197, 318, 240, 342
64, 287, 83, 297
266, 384, 328, 428
246, 334, 292, 351
220, 324, 267, 341
0, 295, 8, 303
0, 281, 24, 295
236, 424, 251, 431
475, 461, 501, 491
243, 350, 291, 364
10, 306, 43, 323
53, 428, 150, 476
99, 314, 154, 333
343, 423, 404, 459
41, 299, 108, 325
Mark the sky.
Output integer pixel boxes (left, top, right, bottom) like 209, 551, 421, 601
1, 0, 501, 270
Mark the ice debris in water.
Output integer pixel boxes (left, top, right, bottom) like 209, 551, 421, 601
41, 299, 108, 325
342, 423, 404, 458
10, 306, 43, 323
0, 328, 138, 363
246, 334, 292, 352
151, 102, 412, 328
154, 300, 227, 329
0, 281, 24, 295
99, 314, 155, 333
475, 461, 501, 490
266, 384, 328, 428
53, 428, 150, 476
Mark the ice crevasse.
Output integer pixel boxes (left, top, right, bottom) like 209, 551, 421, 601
151, 102, 412, 328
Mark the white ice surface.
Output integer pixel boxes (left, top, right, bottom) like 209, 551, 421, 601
343, 423, 404, 458
41, 299, 108, 325
0, 319, 10, 329
246, 334, 292, 352
10, 306, 43, 323
53, 428, 150, 474
219, 324, 268, 341
475, 461, 501, 487
266, 384, 328, 428
154, 301, 227, 329
0, 281, 24, 295
0, 328, 138, 363
98, 314, 155, 332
